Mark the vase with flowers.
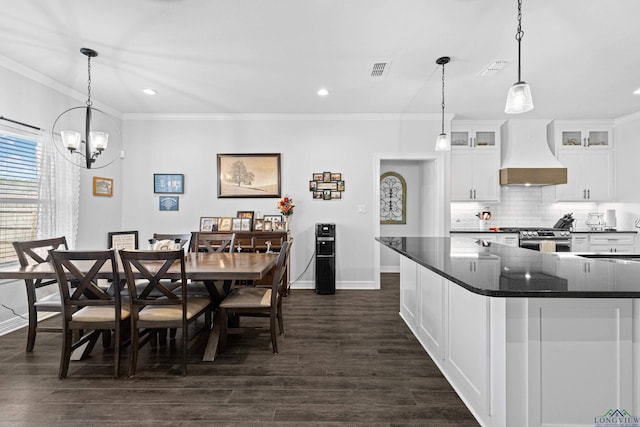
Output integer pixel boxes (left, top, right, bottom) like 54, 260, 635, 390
277, 196, 294, 231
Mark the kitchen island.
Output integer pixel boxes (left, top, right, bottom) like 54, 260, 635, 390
377, 236, 639, 427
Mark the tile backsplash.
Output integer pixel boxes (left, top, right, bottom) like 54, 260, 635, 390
451, 186, 625, 231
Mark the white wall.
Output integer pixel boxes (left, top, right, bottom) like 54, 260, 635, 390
121, 115, 444, 288
0, 62, 123, 326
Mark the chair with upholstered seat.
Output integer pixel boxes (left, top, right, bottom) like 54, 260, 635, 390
12, 237, 69, 352
219, 240, 291, 354
119, 249, 213, 376
49, 249, 128, 378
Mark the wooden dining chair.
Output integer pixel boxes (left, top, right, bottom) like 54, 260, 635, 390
190, 232, 236, 253
152, 233, 191, 251
119, 249, 213, 376
12, 237, 69, 352
49, 249, 128, 379
219, 240, 291, 355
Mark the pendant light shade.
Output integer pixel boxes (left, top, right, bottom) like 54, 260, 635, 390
505, 0, 534, 114
435, 56, 451, 152
52, 48, 121, 169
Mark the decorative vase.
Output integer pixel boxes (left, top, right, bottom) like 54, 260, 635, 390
285, 216, 290, 232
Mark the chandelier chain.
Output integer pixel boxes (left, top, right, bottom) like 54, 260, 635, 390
86, 55, 92, 107
515, 0, 524, 42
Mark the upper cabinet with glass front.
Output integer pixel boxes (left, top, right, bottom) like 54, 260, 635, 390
451, 121, 502, 150
550, 120, 613, 151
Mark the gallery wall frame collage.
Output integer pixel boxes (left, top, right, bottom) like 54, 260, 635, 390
308, 171, 345, 200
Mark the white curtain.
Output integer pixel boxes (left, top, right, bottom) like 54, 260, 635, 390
37, 131, 80, 248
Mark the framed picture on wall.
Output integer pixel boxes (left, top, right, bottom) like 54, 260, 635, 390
217, 153, 281, 198
154, 174, 184, 194
93, 176, 113, 197
159, 196, 179, 211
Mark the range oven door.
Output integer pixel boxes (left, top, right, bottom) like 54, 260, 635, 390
519, 239, 572, 252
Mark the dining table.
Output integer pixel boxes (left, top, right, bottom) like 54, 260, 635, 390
0, 251, 279, 362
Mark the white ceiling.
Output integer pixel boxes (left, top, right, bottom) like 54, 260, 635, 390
1, 0, 639, 120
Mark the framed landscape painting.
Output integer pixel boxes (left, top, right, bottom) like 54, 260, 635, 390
217, 153, 281, 198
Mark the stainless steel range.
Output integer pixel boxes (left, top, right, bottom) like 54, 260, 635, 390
501, 228, 572, 252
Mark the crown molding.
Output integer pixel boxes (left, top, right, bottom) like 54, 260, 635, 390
0, 54, 122, 119
615, 110, 640, 125
122, 112, 447, 121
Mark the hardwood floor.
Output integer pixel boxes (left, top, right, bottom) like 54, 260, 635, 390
0, 273, 479, 426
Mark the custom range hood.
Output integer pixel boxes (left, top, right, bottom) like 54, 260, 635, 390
500, 119, 567, 186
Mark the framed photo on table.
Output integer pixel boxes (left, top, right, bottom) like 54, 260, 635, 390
108, 231, 139, 250
154, 174, 184, 194
217, 153, 281, 198
219, 217, 232, 231
231, 217, 243, 231
264, 214, 283, 224
254, 219, 264, 231
200, 217, 217, 232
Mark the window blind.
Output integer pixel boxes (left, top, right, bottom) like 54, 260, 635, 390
0, 131, 40, 263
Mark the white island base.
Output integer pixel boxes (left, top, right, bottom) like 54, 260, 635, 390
399, 257, 640, 427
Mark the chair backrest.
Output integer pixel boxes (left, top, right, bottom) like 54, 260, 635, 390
253, 233, 285, 253
49, 249, 122, 320
119, 249, 187, 316
191, 232, 236, 253
13, 237, 69, 290
270, 239, 292, 304
152, 233, 191, 250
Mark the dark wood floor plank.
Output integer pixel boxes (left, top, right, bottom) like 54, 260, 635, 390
0, 273, 479, 426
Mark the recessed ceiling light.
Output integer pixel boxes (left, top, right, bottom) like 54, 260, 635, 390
317, 88, 329, 97
142, 88, 157, 95
634, 88, 640, 95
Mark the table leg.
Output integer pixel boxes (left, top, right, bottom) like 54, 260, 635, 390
202, 309, 222, 362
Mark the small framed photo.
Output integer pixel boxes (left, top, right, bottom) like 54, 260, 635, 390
323, 172, 331, 182
93, 176, 113, 197
331, 191, 342, 199
313, 191, 323, 199
237, 211, 254, 222
323, 190, 331, 200
154, 174, 184, 194
219, 217, 232, 231
317, 182, 338, 191
264, 214, 283, 224
240, 217, 252, 231
263, 220, 273, 232
254, 219, 264, 231
108, 230, 138, 250
309, 180, 317, 191
200, 217, 217, 232
159, 196, 179, 211
337, 180, 345, 191
312, 173, 323, 181
331, 173, 341, 181
231, 217, 243, 231
273, 220, 285, 231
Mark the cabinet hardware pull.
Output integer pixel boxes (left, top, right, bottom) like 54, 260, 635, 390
583, 189, 586, 199
473, 189, 476, 199
469, 189, 473, 199
587, 189, 590, 199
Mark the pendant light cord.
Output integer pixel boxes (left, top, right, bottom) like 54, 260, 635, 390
515, 0, 524, 83
441, 61, 445, 134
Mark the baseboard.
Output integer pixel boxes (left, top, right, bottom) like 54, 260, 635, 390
291, 280, 377, 290
380, 266, 400, 273
0, 313, 57, 336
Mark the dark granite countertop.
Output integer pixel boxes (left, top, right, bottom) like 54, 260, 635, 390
377, 236, 640, 298
450, 229, 637, 234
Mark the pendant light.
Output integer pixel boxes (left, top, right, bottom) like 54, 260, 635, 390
435, 56, 451, 152
505, 0, 534, 114
52, 48, 121, 169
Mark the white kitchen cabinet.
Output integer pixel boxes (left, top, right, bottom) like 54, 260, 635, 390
589, 233, 635, 253
451, 150, 500, 201
555, 149, 613, 201
551, 121, 613, 150
497, 234, 518, 247
571, 235, 589, 252
450, 121, 501, 202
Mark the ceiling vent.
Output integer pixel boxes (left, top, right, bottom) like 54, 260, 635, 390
370, 62, 390, 78
480, 60, 509, 77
